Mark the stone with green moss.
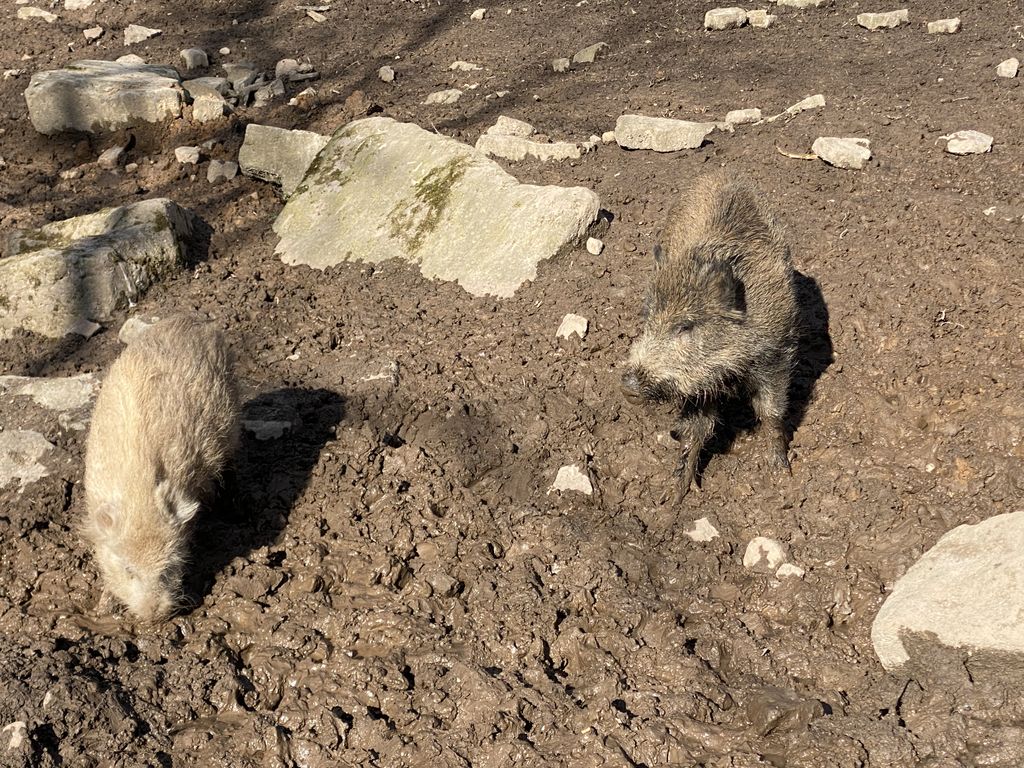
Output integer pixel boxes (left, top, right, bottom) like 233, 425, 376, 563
273, 117, 601, 297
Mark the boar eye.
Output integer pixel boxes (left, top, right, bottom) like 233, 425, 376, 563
673, 321, 694, 334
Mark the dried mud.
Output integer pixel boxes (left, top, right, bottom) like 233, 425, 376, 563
1, 0, 1023, 766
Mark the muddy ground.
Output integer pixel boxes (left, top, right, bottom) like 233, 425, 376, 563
2, 0, 1024, 765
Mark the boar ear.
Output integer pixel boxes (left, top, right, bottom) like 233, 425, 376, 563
93, 503, 117, 531
155, 480, 200, 524
653, 243, 665, 265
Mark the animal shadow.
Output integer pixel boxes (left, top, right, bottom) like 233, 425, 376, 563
185, 387, 345, 608
692, 270, 833, 486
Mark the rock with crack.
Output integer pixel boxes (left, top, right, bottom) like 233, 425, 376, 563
871, 510, 1024, 679
24, 60, 183, 135
238, 123, 331, 197
475, 117, 582, 162
940, 130, 993, 155
272, 117, 600, 297
0, 199, 199, 339
614, 114, 717, 151
0, 373, 98, 431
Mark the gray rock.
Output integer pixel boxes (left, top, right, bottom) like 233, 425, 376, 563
871, 511, 1024, 672
704, 7, 748, 30
24, 60, 183, 135
272, 117, 600, 297
238, 123, 330, 197
123, 24, 161, 45
0, 373, 98, 431
586, 237, 603, 255
207, 159, 238, 183
65, 0, 95, 8
725, 107, 761, 125
223, 61, 258, 91
927, 17, 960, 34
275, 58, 301, 80
549, 465, 593, 495
0, 198, 197, 339
192, 94, 227, 123
996, 58, 1019, 78
941, 130, 993, 155
17, 6, 57, 22
0, 430, 55, 491
254, 78, 286, 107
614, 114, 717, 151
180, 48, 209, 71
378, 65, 395, 82
83, 26, 104, 41
182, 76, 231, 99
174, 145, 201, 164
449, 60, 482, 71
572, 42, 609, 64
746, 9, 777, 26
485, 115, 535, 137
424, 88, 463, 105
115, 54, 146, 65
776, 0, 830, 7
857, 9, 909, 30
475, 134, 581, 162
601, 130, 616, 143
97, 145, 126, 169
743, 537, 788, 570
552, 57, 571, 73
811, 136, 872, 169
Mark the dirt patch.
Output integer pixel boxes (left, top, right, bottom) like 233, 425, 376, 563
2, 0, 1023, 765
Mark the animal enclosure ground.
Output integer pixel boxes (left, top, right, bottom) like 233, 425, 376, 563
1, 0, 1023, 765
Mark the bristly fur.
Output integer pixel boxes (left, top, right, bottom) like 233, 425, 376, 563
622, 171, 799, 495
83, 314, 240, 622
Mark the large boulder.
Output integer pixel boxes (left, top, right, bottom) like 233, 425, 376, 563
871, 511, 1024, 678
272, 117, 600, 297
24, 59, 183, 135
0, 198, 199, 339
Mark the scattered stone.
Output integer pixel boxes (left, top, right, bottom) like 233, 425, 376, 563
549, 465, 593, 495
614, 114, 716, 152
65, 0, 95, 8
556, 313, 589, 339
475, 132, 581, 162
704, 7, 748, 30
776, 563, 806, 578
238, 123, 330, 197
275, 58, 301, 80
3, 721, 28, 751
17, 6, 57, 22
764, 93, 825, 123
207, 159, 238, 184
191, 94, 227, 123
857, 9, 909, 30
272, 116, 600, 297
552, 57, 571, 73
0, 430, 54, 491
306, 9, 326, 22
872, 510, 1024, 674
485, 115, 534, 137
117, 315, 158, 343
0, 373, 98, 430
174, 146, 201, 164
83, 26, 104, 41
289, 87, 318, 110
59, 168, 84, 180
586, 237, 604, 255
572, 42, 609, 64
124, 24, 162, 45
725, 107, 762, 125
470, 7, 486, 19
223, 61, 258, 91
378, 65, 396, 82
254, 78, 286, 107
0, 199, 198, 339
97, 144, 126, 169
927, 17, 959, 34
182, 76, 231, 99
450, 60, 482, 71
180, 48, 209, 71
25, 60, 182, 134
812, 136, 872, 169
243, 420, 292, 440
684, 517, 720, 543
219, 47, 230, 55
424, 88, 463, 105
601, 130, 616, 143
746, 9, 776, 26
115, 54, 146, 65
940, 130, 993, 155
776, 0, 831, 6
743, 537, 788, 571
996, 58, 1019, 78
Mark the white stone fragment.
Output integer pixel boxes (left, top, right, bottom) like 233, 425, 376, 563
857, 9, 909, 30
424, 89, 463, 105
65, 0, 94, 8
83, 25, 104, 40
704, 7, 748, 30
124, 24, 162, 45
17, 6, 57, 22
2, 721, 27, 751
115, 54, 146, 65
812, 136, 872, 169
97, 145, 126, 169
996, 58, 1019, 78
776, 563, 806, 578
746, 9, 776, 26
940, 130, 993, 155
927, 17, 959, 34
743, 537, 788, 571
776, 0, 831, 6
174, 146, 201, 164
601, 130, 616, 143
180, 48, 209, 71
685, 517, 720, 542
378, 65, 396, 82
485, 115, 534, 137
450, 60, 482, 71
725, 108, 761, 125
572, 42, 609, 64
556, 313, 589, 339
586, 237, 604, 255
475, 134, 581, 162
552, 58, 571, 73
470, 7, 486, 19
786, 93, 825, 115
614, 114, 716, 151
549, 465, 593, 495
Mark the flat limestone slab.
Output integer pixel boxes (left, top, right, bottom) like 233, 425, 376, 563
614, 114, 717, 151
238, 123, 330, 197
0, 198, 198, 339
25, 59, 183, 135
871, 511, 1024, 671
273, 117, 600, 297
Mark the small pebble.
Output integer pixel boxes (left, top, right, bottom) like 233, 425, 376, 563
289, 87, 319, 110
549, 465, 593, 495
97, 145, 126, 169
180, 48, 209, 71
601, 130, 616, 143
17, 6, 58, 22
275, 58, 301, 79
423, 88, 462, 105
572, 41, 609, 64
926, 17, 959, 34
552, 57, 571, 73
685, 517, 720, 543
470, 7, 486, 19
556, 313, 589, 339
378, 65, 395, 82
812, 136, 872, 170
996, 58, 1019, 78
125, 162, 138, 173
746, 9, 776, 27
725, 107, 761, 125
83, 25, 103, 40
219, 47, 231, 55
776, 563, 806, 579
124, 23, 161, 45
207, 159, 238, 184
174, 146, 201, 164
115, 54, 145, 65
743, 537, 788, 571
586, 237, 604, 256
65, 0, 95, 8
